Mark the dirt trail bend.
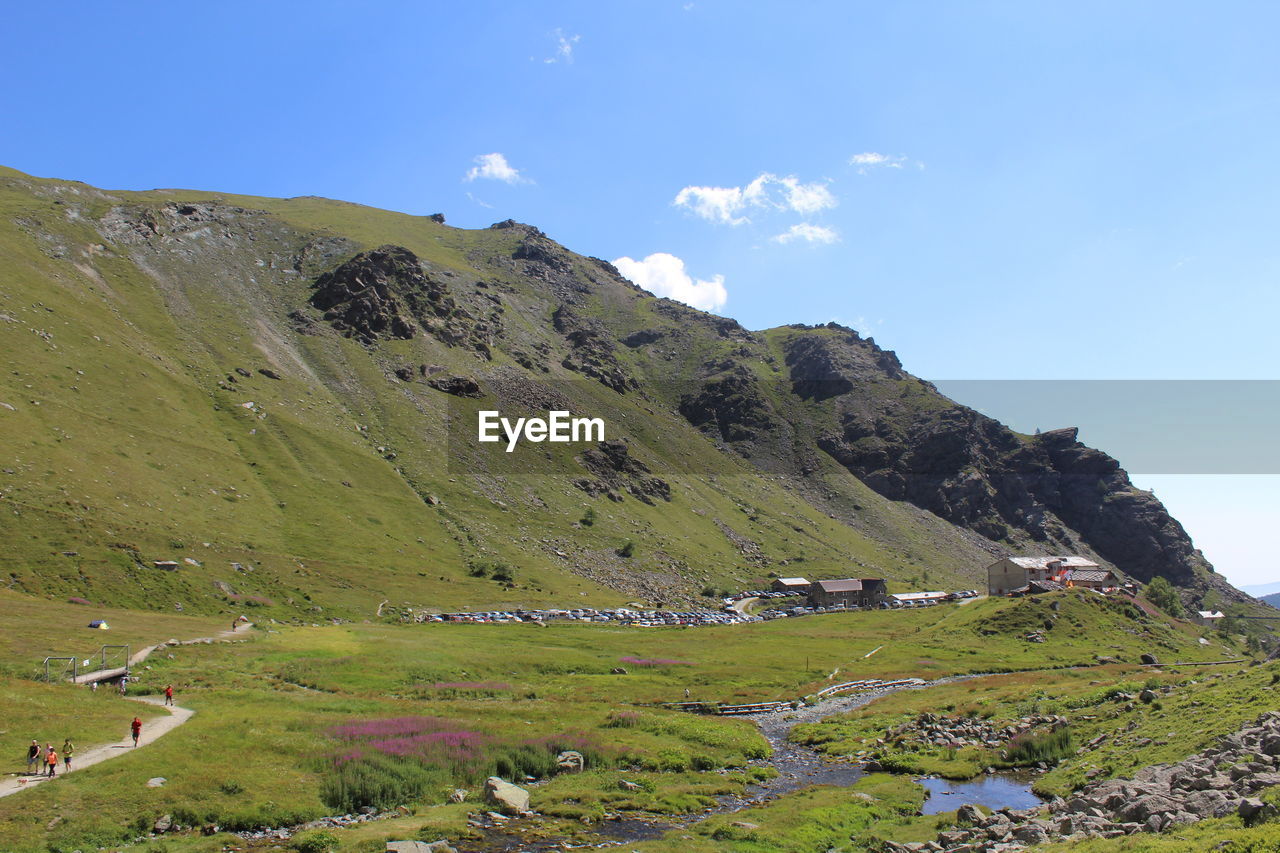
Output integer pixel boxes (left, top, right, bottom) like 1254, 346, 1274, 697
1, 622, 254, 799
0, 696, 192, 799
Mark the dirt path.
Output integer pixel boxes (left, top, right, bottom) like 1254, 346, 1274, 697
1, 622, 253, 799
0, 696, 192, 799
73, 621, 252, 684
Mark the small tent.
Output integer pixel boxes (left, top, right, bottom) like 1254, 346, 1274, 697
87, 620, 110, 630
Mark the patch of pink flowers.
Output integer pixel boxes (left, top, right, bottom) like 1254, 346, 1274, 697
328, 716, 489, 770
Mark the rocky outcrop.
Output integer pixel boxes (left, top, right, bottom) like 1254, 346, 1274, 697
781, 325, 1241, 605
552, 306, 635, 392
574, 439, 671, 504
680, 368, 779, 443
310, 246, 498, 355
899, 711, 1280, 852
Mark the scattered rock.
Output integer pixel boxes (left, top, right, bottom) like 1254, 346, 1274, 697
483, 776, 530, 814
146, 777, 166, 787
426, 375, 483, 398
153, 814, 172, 833
555, 750, 584, 774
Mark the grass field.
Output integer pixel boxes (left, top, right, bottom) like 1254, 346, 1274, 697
0, 586, 1262, 853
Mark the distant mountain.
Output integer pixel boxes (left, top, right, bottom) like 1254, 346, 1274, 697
1242, 581, 1280, 597
0, 165, 1250, 618
1261, 593, 1280, 609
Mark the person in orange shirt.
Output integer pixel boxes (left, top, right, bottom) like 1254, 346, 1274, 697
44, 745, 57, 778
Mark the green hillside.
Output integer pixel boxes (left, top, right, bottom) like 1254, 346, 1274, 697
0, 166, 1246, 621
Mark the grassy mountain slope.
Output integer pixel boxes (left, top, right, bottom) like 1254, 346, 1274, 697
0, 166, 1244, 619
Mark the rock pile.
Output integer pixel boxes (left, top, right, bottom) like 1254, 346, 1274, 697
886, 713, 1066, 750
885, 711, 1280, 852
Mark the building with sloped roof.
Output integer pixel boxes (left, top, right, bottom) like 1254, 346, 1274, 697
771, 577, 811, 593
987, 556, 1103, 596
807, 578, 886, 608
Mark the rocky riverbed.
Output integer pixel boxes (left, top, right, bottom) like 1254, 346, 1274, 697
887, 710, 1280, 852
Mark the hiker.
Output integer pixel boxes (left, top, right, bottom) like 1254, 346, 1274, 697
164, 684, 174, 706
61, 738, 74, 771
26, 739, 39, 775
90, 680, 98, 693
130, 716, 142, 747
45, 745, 56, 778
119, 676, 128, 696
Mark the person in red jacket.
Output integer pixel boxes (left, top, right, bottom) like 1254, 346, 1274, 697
164, 684, 174, 706
130, 716, 142, 747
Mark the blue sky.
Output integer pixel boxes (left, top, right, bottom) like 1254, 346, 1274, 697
4, 1, 1278, 586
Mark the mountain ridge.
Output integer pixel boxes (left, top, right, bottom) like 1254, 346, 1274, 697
0, 166, 1248, 618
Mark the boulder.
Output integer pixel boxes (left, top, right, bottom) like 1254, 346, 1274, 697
146, 777, 166, 788
555, 750, 584, 773
956, 804, 984, 826
618, 779, 643, 792
153, 814, 172, 833
1239, 797, 1278, 825
447, 788, 468, 804
483, 776, 530, 815
1012, 824, 1050, 844
1140, 653, 1159, 665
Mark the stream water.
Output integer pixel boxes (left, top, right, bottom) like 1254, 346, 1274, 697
457, 684, 940, 851
456, 676, 1047, 850
918, 771, 1045, 815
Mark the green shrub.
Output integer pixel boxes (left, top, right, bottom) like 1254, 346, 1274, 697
1146, 577, 1184, 618
292, 830, 340, 853
1004, 726, 1073, 766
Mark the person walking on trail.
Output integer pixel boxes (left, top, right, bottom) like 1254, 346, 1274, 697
44, 745, 57, 778
130, 716, 142, 748
26, 739, 39, 775
164, 684, 174, 706
119, 676, 128, 696
61, 738, 74, 771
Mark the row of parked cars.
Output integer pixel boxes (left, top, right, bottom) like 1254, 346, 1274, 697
409, 589, 982, 628
414, 607, 758, 627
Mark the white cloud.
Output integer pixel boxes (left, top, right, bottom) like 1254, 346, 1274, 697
465, 192, 493, 209
673, 172, 836, 225
672, 185, 752, 225
464, 153, 527, 184
612, 252, 728, 312
773, 223, 840, 245
849, 152, 917, 174
776, 175, 836, 214
544, 28, 580, 63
